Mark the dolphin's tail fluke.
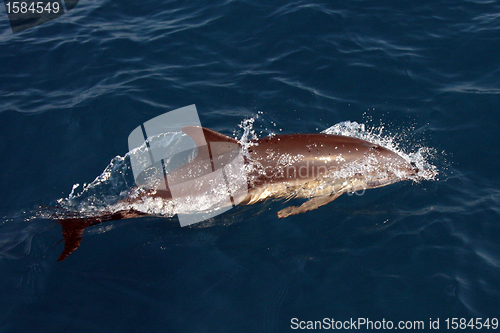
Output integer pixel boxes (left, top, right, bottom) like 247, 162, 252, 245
58, 218, 99, 261
57, 210, 148, 261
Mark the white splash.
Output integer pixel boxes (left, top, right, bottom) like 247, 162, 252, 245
322, 121, 438, 181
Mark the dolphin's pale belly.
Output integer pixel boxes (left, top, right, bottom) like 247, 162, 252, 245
242, 176, 371, 205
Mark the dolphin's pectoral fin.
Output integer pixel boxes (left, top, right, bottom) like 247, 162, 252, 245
277, 192, 343, 219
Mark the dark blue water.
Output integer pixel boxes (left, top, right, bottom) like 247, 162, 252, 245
1, 0, 500, 332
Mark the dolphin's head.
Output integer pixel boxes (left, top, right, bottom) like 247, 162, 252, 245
360, 145, 420, 188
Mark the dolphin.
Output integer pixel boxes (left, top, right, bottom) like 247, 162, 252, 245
55, 126, 421, 261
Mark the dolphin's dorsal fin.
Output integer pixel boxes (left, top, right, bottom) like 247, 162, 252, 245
181, 126, 238, 146
174, 126, 241, 182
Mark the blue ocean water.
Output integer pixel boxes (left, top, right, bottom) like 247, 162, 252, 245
1, 0, 500, 331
